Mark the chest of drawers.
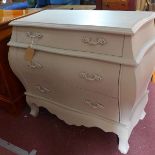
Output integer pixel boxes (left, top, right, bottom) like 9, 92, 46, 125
8, 10, 155, 154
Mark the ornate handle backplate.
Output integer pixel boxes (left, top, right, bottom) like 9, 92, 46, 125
35, 85, 50, 93
80, 72, 103, 81
27, 61, 43, 70
26, 32, 43, 39
82, 36, 106, 46
85, 100, 104, 109
26, 32, 43, 46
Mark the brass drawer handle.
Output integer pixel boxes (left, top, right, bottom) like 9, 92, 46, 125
82, 36, 106, 46
80, 72, 103, 81
85, 100, 104, 109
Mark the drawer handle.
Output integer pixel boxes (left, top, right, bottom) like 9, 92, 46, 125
85, 100, 104, 109
26, 32, 43, 39
80, 72, 103, 81
35, 85, 50, 93
27, 61, 43, 69
82, 37, 106, 46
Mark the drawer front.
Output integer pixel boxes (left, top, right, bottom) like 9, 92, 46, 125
54, 86, 119, 122
16, 27, 124, 57
16, 49, 120, 98
27, 83, 119, 122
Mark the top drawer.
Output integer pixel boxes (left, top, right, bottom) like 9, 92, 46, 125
15, 27, 124, 57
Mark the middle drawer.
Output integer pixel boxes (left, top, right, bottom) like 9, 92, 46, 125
16, 48, 120, 98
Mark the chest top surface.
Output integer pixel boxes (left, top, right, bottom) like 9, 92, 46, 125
9, 10, 155, 35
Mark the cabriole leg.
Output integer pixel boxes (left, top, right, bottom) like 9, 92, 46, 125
140, 110, 146, 120
26, 96, 39, 117
29, 103, 39, 117
118, 132, 129, 154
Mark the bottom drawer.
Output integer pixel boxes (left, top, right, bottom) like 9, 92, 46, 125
27, 85, 119, 122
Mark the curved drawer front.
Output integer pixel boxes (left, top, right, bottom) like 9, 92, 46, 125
16, 27, 124, 57
16, 49, 120, 98
26, 84, 119, 122
54, 86, 119, 122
